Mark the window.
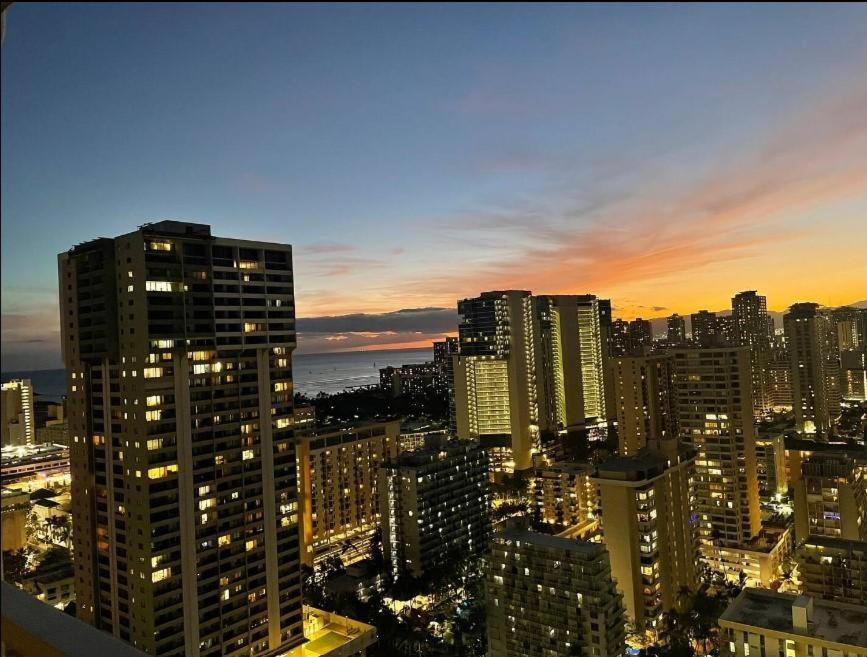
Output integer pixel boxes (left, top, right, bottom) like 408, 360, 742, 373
147, 464, 178, 479
147, 241, 173, 252
151, 568, 171, 583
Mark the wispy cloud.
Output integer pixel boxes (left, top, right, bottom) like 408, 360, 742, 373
413, 79, 867, 311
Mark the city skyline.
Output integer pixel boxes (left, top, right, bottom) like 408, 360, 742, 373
3, 4, 867, 370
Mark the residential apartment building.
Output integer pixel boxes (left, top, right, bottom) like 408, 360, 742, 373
58, 222, 302, 656
796, 536, 867, 606
732, 291, 773, 416
793, 452, 866, 541
486, 529, 627, 657
296, 420, 400, 566
1, 380, 35, 447
533, 460, 598, 533
536, 295, 587, 437
592, 448, 699, 641
671, 347, 761, 554
784, 303, 842, 436
755, 434, 787, 504
378, 442, 490, 581
666, 314, 687, 346
719, 589, 867, 657
609, 354, 677, 457
454, 291, 541, 472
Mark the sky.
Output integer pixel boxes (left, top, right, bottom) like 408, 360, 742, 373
2, 3, 866, 371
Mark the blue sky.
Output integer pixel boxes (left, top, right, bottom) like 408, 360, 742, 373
2, 3, 867, 369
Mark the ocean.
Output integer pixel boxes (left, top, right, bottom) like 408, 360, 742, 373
1, 347, 433, 401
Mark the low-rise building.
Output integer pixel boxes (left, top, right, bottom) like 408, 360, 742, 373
486, 529, 627, 657
0, 444, 70, 489
702, 525, 793, 588
1, 486, 29, 552
796, 536, 867, 606
719, 588, 867, 657
286, 606, 378, 657
379, 441, 490, 581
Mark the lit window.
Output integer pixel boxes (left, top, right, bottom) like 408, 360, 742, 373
218, 534, 231, 547
146, 395, 162, 407
147, 463, 178, 479
147, 241, 173, 252
242, 450, 254, 461
143, 367, 163, 379
151, 567, 171, 583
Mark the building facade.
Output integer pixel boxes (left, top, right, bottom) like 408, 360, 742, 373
784, 303, 842, 436
796, 536, 867, 606
671, 347, 761, 554
486, 529, 627, 657
793, 451, 866, 542
1, 380, 35, 447
592, 449, 699, 641
378, 442, 490, 581
719, 589, 867, 657
732, 291, 773, 417
297, 421, 400, 566
59, 222, 302, 656
533, 460, 597, 532
610, 354, 677, 457
454, 291, 541, 472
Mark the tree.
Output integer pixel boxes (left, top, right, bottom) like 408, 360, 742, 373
2, 548, 33, 584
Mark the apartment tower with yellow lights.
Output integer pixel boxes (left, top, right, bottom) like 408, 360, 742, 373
58, 221, 302, 657
670, 347, 761, 558
454, 291, 541, 472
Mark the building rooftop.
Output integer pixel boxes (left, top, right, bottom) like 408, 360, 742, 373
496, 528, 606, 557
1, 581, 150, 657
720, 588, 867, 648
800, 535, 867, 553
593, 447, 694, 482
386, 440, 483, 468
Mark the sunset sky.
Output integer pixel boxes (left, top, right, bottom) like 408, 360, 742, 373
2, 4, 866, 370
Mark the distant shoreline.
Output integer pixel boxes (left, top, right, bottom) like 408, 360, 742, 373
0, 345, 433, 377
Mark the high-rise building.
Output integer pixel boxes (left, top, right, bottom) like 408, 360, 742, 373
533, 460, 597, 533
690, 310, 718, 348
768, 335, 793, 410
833, 308, 867, 401
1, 379, 35, 447
536, 295, 587, 436
627, 318, 653, 354
433, 336, 459, 431
59, 222, 303, 656
296, 420, 400, 566
592, 448, 699, 641
732, 291, 773, 416
610, 319, 630, 357
719, 589, 867, 657
574, 295, 613, 422
609, 354, 677, 456
671, 347, 761, 554
796, 536, 867, 605
784, 303, 842, 436
666, 314, 687, 345
486, 529, 627, 657
454, 291, 540, 472
754, 434, 787, 504
378, 442, 490, 581
793, 452, 866, 542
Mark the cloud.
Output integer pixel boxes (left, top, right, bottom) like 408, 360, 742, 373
297, 307, 457, 335
297, 242, 357, 256
414, 79, 867, 307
